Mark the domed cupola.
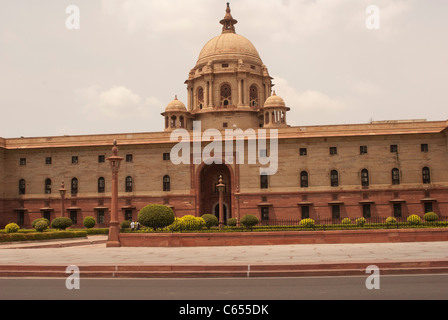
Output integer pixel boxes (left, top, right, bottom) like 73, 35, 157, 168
176, 3, 276, 130
262, 91, 289, 128
161, 95, 189, 131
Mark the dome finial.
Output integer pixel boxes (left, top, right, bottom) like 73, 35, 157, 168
220, 2, 237, 34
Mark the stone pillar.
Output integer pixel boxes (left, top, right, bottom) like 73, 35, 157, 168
208, 80, 213, 108
238, 79, 242, 106
106, 140, 123, 248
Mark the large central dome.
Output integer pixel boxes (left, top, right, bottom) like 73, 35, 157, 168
196, 32, 262, 67
195, 3, 263, 67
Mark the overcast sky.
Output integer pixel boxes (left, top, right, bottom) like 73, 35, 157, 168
0, 0, 447, 138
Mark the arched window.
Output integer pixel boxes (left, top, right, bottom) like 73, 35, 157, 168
71, 178, 78, 196
330, 170, 339, 187
422, 167, 431, 184
361, 169, 369, 187
125, 176, 133, 192
300, 171, 308, 188
170, 115, 177, 128
19, 179, 26, 195
98, 177, 105, 193
179, 116, 185, 128
250, 84, 258, 107
163, 175, 170, 192
265, 112, 269, 124
45, 178, 52, 194
197, 87, 204, 109
392, 168, 400, 185
220, 83, 232, 106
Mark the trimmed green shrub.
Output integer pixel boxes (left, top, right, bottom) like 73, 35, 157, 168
120, 220, 131, 230
167, 218, 184, 232
138, 204, 175, 230
180, 215, 206, 231
299, 218, 315, 228
386, 217, 397, 224
5, 223, 20, 233
407, 214, 421, 225
300, 218, 314, 228
0, 231, 87, 243
32, 218, 50, 229
423, 212, 438, 222
201, 214, 219, 229
355, 217, 366, 226
34, 220, 48, 232
83, 216, 96, 229
342, 218, 352, 225
227, 218, 238, 227
240, 214, 259, 228
51, 217, 73, 230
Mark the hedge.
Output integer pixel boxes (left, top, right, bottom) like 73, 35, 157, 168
0, 231, 88, 243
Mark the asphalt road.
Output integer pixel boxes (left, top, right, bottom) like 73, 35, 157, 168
1, 274, 448, 300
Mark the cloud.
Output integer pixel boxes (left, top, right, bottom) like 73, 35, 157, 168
273, 76, 347, 112
77, 85, 163, 120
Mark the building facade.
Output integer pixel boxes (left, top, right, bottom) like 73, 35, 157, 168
1, 4, 447, 228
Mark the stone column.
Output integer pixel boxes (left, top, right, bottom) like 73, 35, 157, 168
106, 140, 123, 248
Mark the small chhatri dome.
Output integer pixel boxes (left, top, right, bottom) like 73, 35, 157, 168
165, 95, 186, 112
220, 2, 238, 34
264, 91, 286, 108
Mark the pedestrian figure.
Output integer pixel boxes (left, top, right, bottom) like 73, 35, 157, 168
130, 221, 135, 231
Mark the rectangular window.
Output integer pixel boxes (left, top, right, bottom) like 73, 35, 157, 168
72, 156, 78, 164
261, 207, 269, 221
393, 203, 402, 218
260, 174, 268, 189
17, 211, 25, 226
163, 153, 170, 161
331, 205, 340, 220
126, 154, 133, 162
424, 202, 433, 213
360, 146, 368, 155
301, 205, 310, 219
362, 204, 371, 218
421, 143, 428, 152
222, 63, 229, 68
329, 147, 338, 155
223, 122, 228, 128
97, 210, 105, 224
390, 144, 398, 153
45, 157, 52, 165
70, 210, 78, 224
125, 209, 133, 221
43, 210, 51, 221
19, 158, 26, 166
299, 148, 307, 156
98, 155, 105, 163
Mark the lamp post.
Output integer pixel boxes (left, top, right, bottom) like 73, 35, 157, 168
216, 174, 226, 230
106, 140, 124, 247
58, 181, 66, 218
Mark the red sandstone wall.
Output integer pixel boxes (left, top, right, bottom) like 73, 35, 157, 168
119, 228, 448, 247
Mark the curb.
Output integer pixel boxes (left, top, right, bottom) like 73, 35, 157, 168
1, 260, 448, 278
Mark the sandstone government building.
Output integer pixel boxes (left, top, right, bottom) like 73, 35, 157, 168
1, 4, 447, 229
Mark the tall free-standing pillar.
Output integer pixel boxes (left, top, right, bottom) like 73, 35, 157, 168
106, 140, 124, 247
58, 181, 66, 218
216, 174, 226, 229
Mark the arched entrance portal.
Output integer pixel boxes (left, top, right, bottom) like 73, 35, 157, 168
199, 164, 232, 223
213, 202, 229, 224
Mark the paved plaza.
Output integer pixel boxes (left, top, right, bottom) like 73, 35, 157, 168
1, 235, 448, 267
